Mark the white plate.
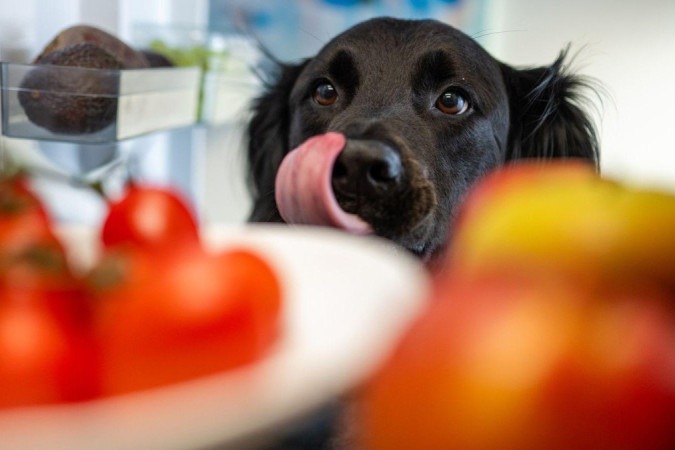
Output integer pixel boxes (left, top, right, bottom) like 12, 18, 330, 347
0, 224, 429, 450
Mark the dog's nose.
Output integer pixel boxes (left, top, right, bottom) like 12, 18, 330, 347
331, 139, 403, 201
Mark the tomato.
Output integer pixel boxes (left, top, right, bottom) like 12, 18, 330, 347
0, 175, 48, 220
0, 176, 99, 409
0, 178, 75, 289
1, 176, 283, 405
88, 244, 282, 395
101, 184, 200, 252
0, 287, 99, 408
0, 175, 57, 261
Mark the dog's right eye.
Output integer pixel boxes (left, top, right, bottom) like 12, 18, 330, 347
314, 82, 338, 106
435, 88, 469, 115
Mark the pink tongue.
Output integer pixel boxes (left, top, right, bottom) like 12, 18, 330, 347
275, 132, 373, 234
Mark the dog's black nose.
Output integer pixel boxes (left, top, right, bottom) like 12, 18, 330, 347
331, 139, 403, 202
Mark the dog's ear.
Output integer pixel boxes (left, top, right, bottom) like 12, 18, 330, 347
247, 60, 309, 222
501, 49, 600, 169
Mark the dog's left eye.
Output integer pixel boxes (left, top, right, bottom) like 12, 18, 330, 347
314, 82, 338, 106
436, 89, 469, 115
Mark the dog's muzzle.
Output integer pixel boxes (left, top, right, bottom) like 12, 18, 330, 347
275, 132, 435, 237
274, 132, 373, 233
332, 139, 404, 213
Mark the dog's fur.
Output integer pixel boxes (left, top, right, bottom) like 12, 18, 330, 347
246, 17, 599, 262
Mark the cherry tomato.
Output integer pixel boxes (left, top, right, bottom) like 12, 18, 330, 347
0, 177, 77, 291
0, 287, 99, 408
101, 184, 200, 252
0, 175, 58, 260
0, 175, 48, 219
1, 241, 77, 293
88, 244, 282, 395
0, 176, 99, 408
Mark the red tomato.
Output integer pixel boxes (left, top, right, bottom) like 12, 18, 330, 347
0, 175, 57, 260
1, 240, 77, 293
0, 287, 99, 408
0, 176, 100, 408
88, 244, 282, 395
0, 175, 48, 219
0, 177, 76, 291
101, 184, 200, 251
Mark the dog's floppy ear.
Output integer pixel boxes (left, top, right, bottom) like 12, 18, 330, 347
501, 49, 600, 169
247, 60, 309, 222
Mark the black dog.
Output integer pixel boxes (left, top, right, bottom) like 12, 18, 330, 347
246, 17, 599, 263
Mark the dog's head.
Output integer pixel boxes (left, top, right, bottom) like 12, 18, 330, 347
247, 18, 599, 260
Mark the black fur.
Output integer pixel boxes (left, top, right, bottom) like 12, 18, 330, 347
246, 18, 599, 261
501, 49, 599, 162
248, 61, 309, 223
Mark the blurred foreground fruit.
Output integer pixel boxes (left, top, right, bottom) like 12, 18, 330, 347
0, 176, 56, 262
358, 162, 675, 450
449, 161, 675, 290
1, 176, 99, 407
89, 244, 283, 395
0, 287, 99, 408
359, 274, 675, 450
96, 183, 281, 395
0, 176, 77, 291
1, 178, 284, 408
101, 184, 200, 252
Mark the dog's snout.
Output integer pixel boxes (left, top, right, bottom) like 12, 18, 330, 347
332, 140, 403, 202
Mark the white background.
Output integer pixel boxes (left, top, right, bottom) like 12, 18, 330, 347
483, 0, 675, 191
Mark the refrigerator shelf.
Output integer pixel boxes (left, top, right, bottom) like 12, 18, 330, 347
1, 62, 201, 144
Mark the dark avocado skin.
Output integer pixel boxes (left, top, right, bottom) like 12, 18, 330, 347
39, 25, 149, 69
17, 25, 150, 135
140, 50, 175, 68
18, 43, 123, 135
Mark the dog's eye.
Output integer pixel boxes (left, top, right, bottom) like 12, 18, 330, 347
436, 89, 469, 115
314, 82, 338, 106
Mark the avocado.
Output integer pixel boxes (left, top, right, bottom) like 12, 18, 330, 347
18, 43, 123, 134
17, 25, 150, 135
140, 50, 175, 68
39, 25, 150, 69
